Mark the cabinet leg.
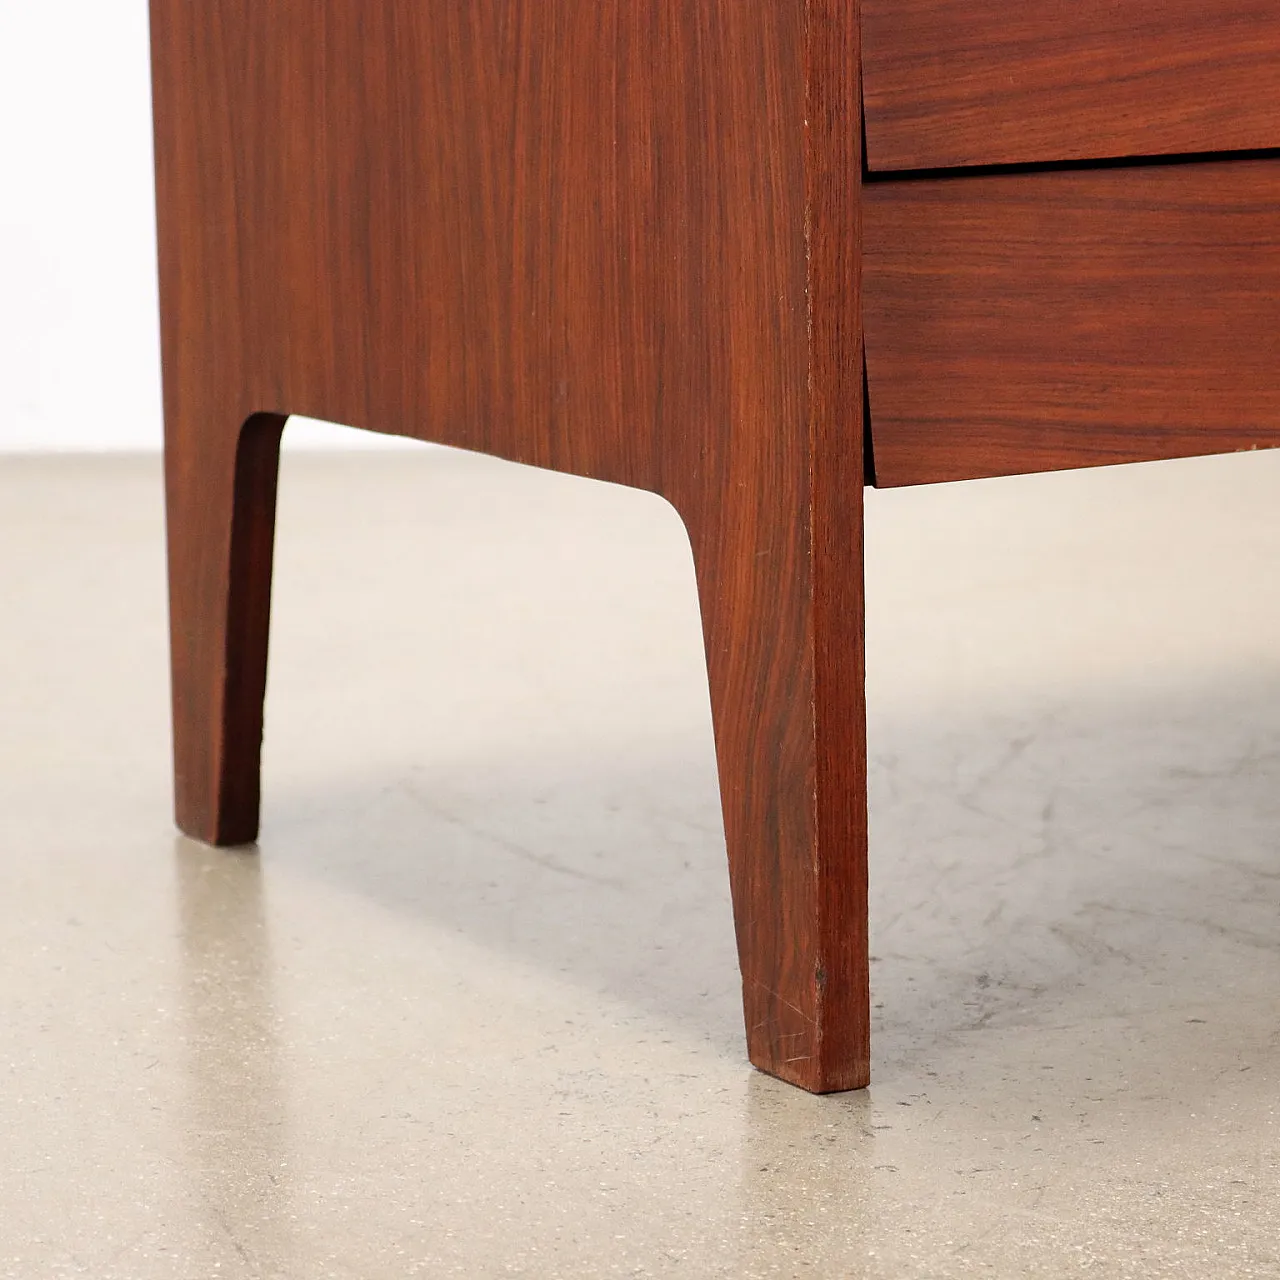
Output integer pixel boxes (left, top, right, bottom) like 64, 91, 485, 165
679, 472, 869, 1093
166, 412, 286, 846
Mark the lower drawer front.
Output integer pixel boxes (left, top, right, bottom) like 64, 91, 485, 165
861, 0, 1280, 171
863, 160, 1280, 487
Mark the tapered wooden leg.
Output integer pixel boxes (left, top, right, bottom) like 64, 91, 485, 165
664, 0, 867, 1093
165, 411, 286, 846
679, 462, 869, 1094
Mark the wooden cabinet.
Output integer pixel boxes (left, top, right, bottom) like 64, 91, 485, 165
150, 0, 1277, 1095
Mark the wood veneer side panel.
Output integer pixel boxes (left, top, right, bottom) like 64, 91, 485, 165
151, 0, 870, 1090
864, 161, 1280, 487
862, 0, 1280, 171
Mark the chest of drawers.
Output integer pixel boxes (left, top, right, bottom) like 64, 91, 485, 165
150, 1, 1280, 1093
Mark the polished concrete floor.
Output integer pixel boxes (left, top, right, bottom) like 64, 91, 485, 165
2, 446, 1279, 1277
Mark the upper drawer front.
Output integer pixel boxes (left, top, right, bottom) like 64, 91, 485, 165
862, 1, 1280, 172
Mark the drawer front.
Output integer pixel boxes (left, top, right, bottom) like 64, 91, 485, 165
862, 1, 1280, 172
863, 160, 1280, 486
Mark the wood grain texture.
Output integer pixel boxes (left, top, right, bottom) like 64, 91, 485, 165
864, 159, 1280, 487
150, 0, 868, 1092
165, 412, 285, 845
862, 0, 1280, 171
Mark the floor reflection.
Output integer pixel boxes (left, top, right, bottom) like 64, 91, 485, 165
734, 1074, 877, 1272
174, 838, 294, 1268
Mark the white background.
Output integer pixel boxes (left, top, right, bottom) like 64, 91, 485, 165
0, 2, 404, 451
